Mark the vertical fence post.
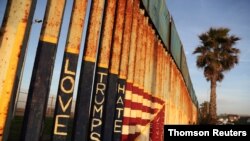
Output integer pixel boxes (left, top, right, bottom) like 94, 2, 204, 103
101, 0, 127, 140
69, 0, 93, 139
112, 0, 134, 140
49, 0, 75, 140
128, 8, 144, 140
121, 0, 139, 140
72, 0, 106, 140
87, 0, 118, 140
20, 0, 66, 140
0, 0, 33, 140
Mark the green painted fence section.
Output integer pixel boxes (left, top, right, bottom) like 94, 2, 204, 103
142, 0, 170, 49
170, 19, 182, 69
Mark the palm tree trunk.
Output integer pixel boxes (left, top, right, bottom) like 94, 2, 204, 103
209, 78, 217, 124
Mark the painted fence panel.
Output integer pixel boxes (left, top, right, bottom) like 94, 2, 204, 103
170, 19, 182, 69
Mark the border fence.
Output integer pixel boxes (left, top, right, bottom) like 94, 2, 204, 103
0, 0, 198, 141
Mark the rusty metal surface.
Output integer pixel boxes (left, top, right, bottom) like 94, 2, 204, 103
84, 0, 105, 62
98, 0, 117, 68
66, 0, 88, 54
40, 0, 66, 43
119, 0, 134, 79
0, 0, 32, 138
109, 0, 127, 75
143, 24, 151, 94
126, 0, 139, 83
133, 9, 144, 87
128, 8, 144, 136
73, 0, 106, 140
121, 0, 138, 138
87, 0, 118, 140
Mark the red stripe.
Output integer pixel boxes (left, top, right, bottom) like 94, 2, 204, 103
126, 82, 165, 105
122, 117, 150, 126
121, 135, 128, 141
124, 99, 161, 112
130, 101, 140, 109
141, 104, 148, 111
123, 116, 130, 125
132, 86, 140, 95
150, 106, 165, 141
123, 82, 165, 140
124, 100, 131, 107
126, 82, 133, 91
129, 133, 140, 141
152, 96, 164, 105
123, 82, 133, 127
143, 91, 151, 100
136, 88, 143, 131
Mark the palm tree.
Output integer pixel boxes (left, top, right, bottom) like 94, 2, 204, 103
193, 27, 240, 124
200, 101, 209, 124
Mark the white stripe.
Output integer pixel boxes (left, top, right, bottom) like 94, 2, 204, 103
131, 94, 138, 103
136, 110, 142, 118
142, 99, 151, 107
125, 90, 132, 100
130, 109, 138, 118
122, 125, 147, 135
123, 107, 131, 117
135, 124, 141, 132
124, 108, 152, 120
129, 126, 135, 134
137, 95, 143, 102
122, 125, 129, 135
152, 102, 162, 109
141, 112, 151, 120
129, 93, 164, 107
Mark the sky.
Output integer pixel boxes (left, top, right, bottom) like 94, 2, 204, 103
166, 0, 250, 115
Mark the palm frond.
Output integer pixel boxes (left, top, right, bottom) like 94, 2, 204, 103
193, 27, 240, 82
